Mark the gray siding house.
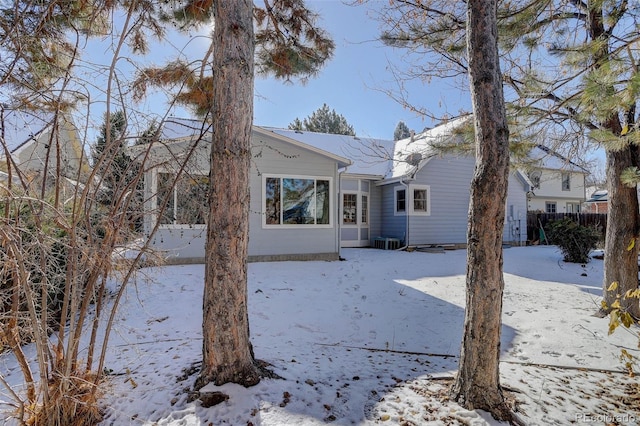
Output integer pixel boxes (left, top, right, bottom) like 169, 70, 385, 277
133, 119, 351, 263
263, 127, 393, 248
136, 116, 575, 263
374, 117, 528, 247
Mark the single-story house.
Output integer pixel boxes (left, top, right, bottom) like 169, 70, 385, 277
134, 116, 536, 263
376, 117, 528, 247
133, 118, 353, 263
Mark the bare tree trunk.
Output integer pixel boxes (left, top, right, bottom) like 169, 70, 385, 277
603, 146, 640, 317
196, 0, 260, 388
450, 0, 514, 421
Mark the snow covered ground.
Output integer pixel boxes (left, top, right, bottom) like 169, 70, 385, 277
2, 245, 640, 425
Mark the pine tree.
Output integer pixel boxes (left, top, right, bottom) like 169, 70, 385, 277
93, 110, 131, 195
448, 0, 514, 420
289, 103, 356, 135
135, 0, 335, 390
375, 0, 640, 317
394, 121, 412, 140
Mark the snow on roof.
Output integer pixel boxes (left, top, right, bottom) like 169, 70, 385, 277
585, 189, 608, 203
528, 145, 588, 173
159, 117, 213, 141
154, 119, 354, 169
392, 115, 471, 178
256, 127, 394, 177
0, 108, 55, 154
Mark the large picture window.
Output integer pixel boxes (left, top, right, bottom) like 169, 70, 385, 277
265, 176, 331, 226
157, 172, 208, 225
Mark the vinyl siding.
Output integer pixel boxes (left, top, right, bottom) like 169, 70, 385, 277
408, 155, 474, 245
368, 183, 384, 244
146, 131, 343, 262
248, 134, 340, 258
379, 183, 407, 241
379, 154, 528, 246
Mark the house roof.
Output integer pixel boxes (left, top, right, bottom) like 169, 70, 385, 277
259, 127, 393, 178
143, 118, 352, 169
158, 117, 213, 141
0, 108, 55, 154
528, 145, 589, 173
585, 189, 608, 203
392, 115, 472, 178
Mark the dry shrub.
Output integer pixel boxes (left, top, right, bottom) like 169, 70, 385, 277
28, 371, 104, 426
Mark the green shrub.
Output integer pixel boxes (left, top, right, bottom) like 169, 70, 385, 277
546, 218, 601, 263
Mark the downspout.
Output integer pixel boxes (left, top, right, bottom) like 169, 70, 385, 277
397, 176, 410, 251
337, 164, 346, 260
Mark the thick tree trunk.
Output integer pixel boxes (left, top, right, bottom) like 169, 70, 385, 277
586, 0, 640, 320
450, 0, 513, 421
603, 147, 640, 318
197, 0, 260, 388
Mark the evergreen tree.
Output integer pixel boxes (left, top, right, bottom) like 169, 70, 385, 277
374, 0, 640, 317
448, 0, 513, 420
92, 110, 131, 195
135, 0, 336, 391
289, 103, 356, 135
394, 121, 412, 140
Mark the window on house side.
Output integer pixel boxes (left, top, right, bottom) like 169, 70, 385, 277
396, 189, 406, 213
566, 202, 580, 213
413, 189, 428, 212
361, 194, 368, 224
546, 202, 557, 213
264, 176, 331, 226
561, 173, 571, 191
157, 172, 208, 225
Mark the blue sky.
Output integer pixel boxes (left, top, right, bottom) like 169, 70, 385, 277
77, 1, 469, 142
77, 1, 603, 172
252, 1, 472, 140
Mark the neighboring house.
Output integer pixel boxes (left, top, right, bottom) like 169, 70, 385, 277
582, 188, 608, 213
518, 145, 588, 213
0, 107, 88, 183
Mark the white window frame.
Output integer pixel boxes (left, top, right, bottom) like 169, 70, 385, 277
546, 201, 557, 213
566, 202, 580, 213
395, 184, 431, 216
361, 194, 368, 225
342, 192, 358, 225
411, 185, 431, 216
155, 169, 208, 229
262, 174, 333, 229
394, 187, 407, 216
561, 172, 571, 191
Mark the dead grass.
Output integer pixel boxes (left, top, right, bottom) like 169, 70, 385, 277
27, 371, 104, 426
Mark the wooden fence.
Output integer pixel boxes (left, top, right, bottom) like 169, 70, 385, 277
526, 212, 607, 243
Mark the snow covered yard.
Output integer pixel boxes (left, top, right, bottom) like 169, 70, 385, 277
3, 246, 640, 425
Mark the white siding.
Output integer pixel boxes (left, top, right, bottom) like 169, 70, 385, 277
528, 169, 587, 212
